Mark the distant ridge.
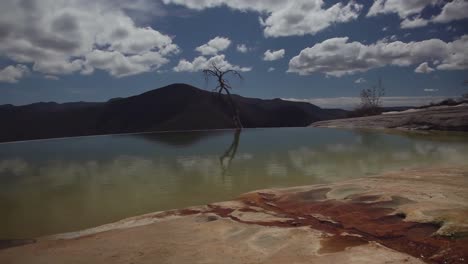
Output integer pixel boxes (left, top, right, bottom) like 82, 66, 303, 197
0, 83, 347, 142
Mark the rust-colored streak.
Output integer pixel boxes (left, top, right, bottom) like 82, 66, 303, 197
204, 190, 468, 264
177, 208, 203, 216
318, 235, 368, 254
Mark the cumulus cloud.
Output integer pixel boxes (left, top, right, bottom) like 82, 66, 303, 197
0, 0, 179, 79
288, 35, 468, 77
195, 36, 231, 56
268, 67, 275, 72
86, 50, 170, 77
173, 54, 252, 72
415, 62, 435, 73
236, 44, 249, 53
354, 77, 366, 83
432, 0, 468, 23
367, 0, 438, 19
367, 0, 468, 28
163, 0, 363, 37
0, 64, 29, 83
263, 49, 285, 61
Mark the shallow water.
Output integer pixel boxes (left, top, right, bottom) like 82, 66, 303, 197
0, 127, 467, 238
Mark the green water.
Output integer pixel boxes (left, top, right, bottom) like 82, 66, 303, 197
0, 127, 467, 238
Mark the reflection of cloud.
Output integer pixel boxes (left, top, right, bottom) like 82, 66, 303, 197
176, 155, 221, 178
288, 148, 315, 176
326, 144, 355, 153
0, 159, 29, 175
391, 151, 411, 161
266, 163, 287, 177
412, 142, 466, 163
414, 143, 437, 155
234, 153, 253, 161
2, 138, 468, 191
286, 136, 468, 182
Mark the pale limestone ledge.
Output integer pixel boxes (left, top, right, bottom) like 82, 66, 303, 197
311, 104, 468, 131
1, 166, 467, 264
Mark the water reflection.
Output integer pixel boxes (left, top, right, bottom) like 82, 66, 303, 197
220, 130, 241, 177
0, 128, 467, 238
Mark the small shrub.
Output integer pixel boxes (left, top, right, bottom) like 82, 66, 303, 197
347, 106, 383, 118
350, 78, 385, 117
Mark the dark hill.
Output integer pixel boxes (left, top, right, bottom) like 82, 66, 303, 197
0, 83, 347, 142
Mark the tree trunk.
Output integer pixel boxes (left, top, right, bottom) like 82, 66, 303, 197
222, 87, 243, 129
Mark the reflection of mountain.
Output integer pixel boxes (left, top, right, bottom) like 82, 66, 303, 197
137, 130, 228, 147
0, 83, 347, 143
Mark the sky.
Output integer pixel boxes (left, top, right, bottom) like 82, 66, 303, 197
0, 0, 467, 108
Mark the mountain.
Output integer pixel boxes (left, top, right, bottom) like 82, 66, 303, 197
0, 83, 347, 142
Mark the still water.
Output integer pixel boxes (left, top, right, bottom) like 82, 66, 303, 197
0, 127, 467, 238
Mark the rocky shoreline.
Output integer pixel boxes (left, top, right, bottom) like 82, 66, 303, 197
311, 104, 468, 131
0, 167, 467, 263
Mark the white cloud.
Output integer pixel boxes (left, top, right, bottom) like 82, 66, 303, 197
367, 0, 468, 28
415, 62, 434, 73
367, 0, 438, 19
86, 50, 169, 77
354, 77, 366, 83
0, 64, 29, 83
263, 49, 285, 61
45, 75, 59, 81
236, 44, 249, 53
288, 35, 468, 77
195, 36, 231, 56
267, 67, 275, 72
0, 0, 179, 80
283, 96, 452, 109
33, 59, 85, 76
379, 35, 398, 43
173, 54, 252, 72
163, 0, 363, 37
432, 0, 468, 23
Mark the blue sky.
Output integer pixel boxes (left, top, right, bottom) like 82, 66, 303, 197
0, 0, 467, 107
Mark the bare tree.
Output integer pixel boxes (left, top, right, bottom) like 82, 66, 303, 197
203, 63, 243, 129
360, 77, 385, 109
352, 77, 385, 116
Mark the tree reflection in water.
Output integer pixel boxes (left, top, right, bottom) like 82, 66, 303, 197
219, 129, 241, 178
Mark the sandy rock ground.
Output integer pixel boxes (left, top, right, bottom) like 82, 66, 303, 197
311, 105, 468, 131
0, 167, 467, 264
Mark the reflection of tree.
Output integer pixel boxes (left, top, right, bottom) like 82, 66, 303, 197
219, 130, 241, 177
355, 130, 384, 148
